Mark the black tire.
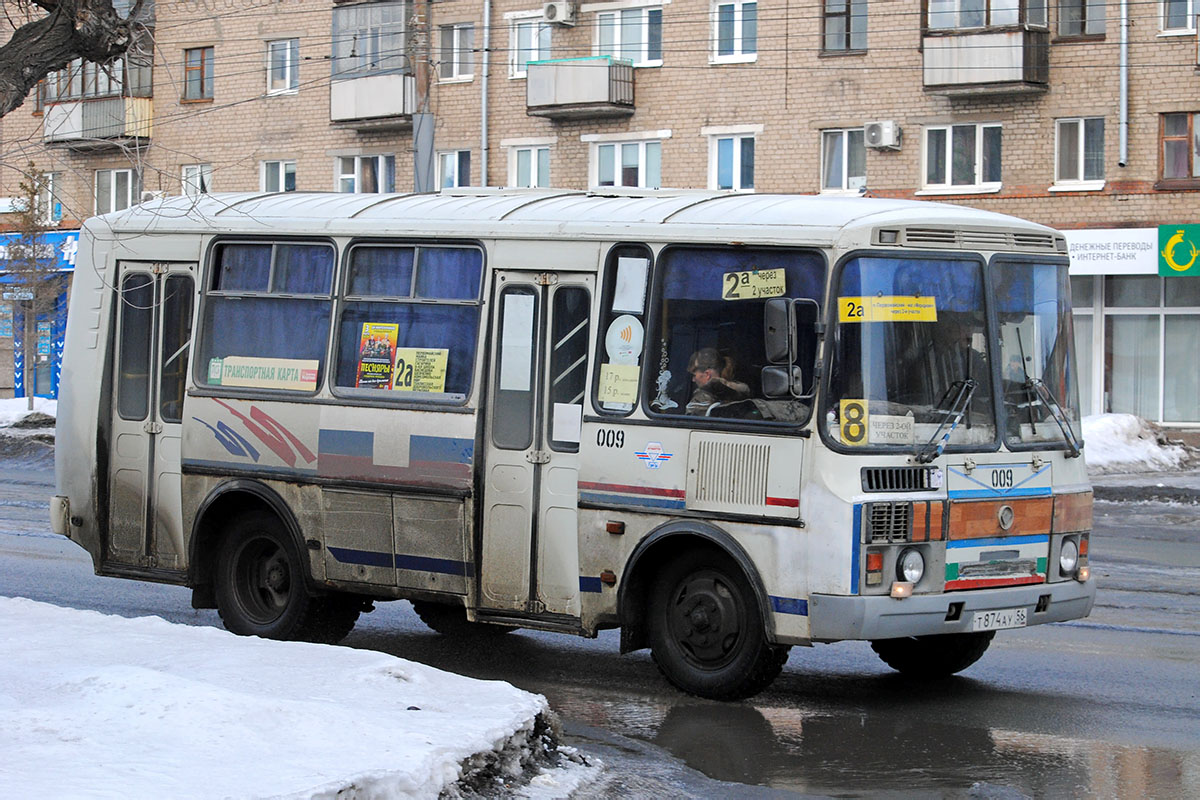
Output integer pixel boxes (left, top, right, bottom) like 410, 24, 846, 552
648, 548, 790, 700
215, 511, 361, 644
870, 631, 995, 677
412, 601, 516, 636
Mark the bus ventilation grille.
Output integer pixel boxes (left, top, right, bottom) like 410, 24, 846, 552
693, 439, 770, 508
899, 228, 1062, 253
867, 502, 911, 544
861, 466, 935, 493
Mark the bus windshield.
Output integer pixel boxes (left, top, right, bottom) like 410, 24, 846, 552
826, 256, 996, 451
991, 259, 1082, 448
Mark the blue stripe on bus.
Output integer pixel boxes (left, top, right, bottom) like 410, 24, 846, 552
410, 435, 474, 465
318, 429, 374, 458
578, 491, 688, 510
946, 534, 1049, 550
770, 596, 809, 616
328, 546, 474, 577
181, 458, 318, 476
851, 504, 861, 596
948, 487, 1053, 499
580, 576, 603, 593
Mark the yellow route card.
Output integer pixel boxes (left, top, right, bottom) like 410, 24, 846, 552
839, 295, 938, 323
722, 269, 786, 301
393, 347, 449, 393
598, 363, 640, 405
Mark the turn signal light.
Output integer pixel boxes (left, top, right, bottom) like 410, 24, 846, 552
890, 581, 913, 599
1076, 565, 1090, 582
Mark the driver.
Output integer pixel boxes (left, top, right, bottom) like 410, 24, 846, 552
686, 347, 750, 415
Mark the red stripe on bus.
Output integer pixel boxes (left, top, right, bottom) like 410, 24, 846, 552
765, 496, 799, 508
578, 481, 687, 499
944, 575, 1045, 591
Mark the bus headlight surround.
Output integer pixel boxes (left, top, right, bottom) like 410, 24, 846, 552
898, 548, 925, 584
1059, 537, 1079, 576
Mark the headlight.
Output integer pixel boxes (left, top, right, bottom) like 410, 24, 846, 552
1060, 538, 1079, 575
898, 548, 925, 583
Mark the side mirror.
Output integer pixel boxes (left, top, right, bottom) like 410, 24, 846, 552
762, 365, 803, 398
763, 298, 792, 364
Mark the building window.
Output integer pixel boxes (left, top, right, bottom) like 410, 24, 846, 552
1058, 0, 1105, 35
332, 1, 408, 78
709, 134, 755, 190
713, 0, 757, 61
928, 0, 1046, 28
36, 172, 64, 223
1161, 0, 1194, 30
821, 128, 866, 192
182, 164, 212, 196
439, 150, 472, 188
262, 160, 297, 192
923, 123, 1002, 191
1055, 118, 1104, 186
511, 146, 550, 187
267, 39, 299, 94
597, 7, 663, 66
338, 155, 395, 193
439, 24, 475, 80
823, 0, 866, 52
1160, 112, 1200, 182
183, 46, 214, 100
511, 17, 551, 77
95, 168, 139, 215
594, 140, 662, 188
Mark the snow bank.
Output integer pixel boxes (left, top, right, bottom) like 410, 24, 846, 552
0, 597, 559, 799
0, 397, 56, 427
1082, 414, 1191, 474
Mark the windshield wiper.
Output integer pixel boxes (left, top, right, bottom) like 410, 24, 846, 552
915, 378, 977, 464
1026, 378, 1083, 458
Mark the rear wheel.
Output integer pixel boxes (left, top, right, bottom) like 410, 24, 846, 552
215, 511, 361, 644
870, 631, 995, 677
648, 548, 789, 700
412, 601, 516, 636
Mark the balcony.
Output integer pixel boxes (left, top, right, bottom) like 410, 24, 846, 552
43, 96, 152, 149
330, 73, 416, 131
526, 57, 634, 121
923, 28, 1049, 97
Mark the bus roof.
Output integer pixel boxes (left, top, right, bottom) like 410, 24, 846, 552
89, 189, 1063, 249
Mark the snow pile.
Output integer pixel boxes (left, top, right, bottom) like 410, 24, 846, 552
1081, 413, 1191, 474
0, 396, 56, 428
0, 597, 589, 799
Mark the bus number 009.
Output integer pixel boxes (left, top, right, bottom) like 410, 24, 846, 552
596, 429, 625, 448
991, 469, 1014, 488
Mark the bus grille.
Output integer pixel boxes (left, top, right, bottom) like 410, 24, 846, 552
867, 502, 911, 544
894, 227, 1064, 253
692, 439, 770, 507
862, 466, 935, 492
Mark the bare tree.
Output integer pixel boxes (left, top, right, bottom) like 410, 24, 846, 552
7, 165, 65, 408
0, 0, 146, 119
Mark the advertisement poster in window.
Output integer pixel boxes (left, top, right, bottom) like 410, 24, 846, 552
393, 347, 449, 393
357, 322, 399, 389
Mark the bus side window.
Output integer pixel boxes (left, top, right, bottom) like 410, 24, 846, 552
548, 286, 590, 452
593, 244, 651, 415
159, 275, 194, 423
117, 273, 154, 421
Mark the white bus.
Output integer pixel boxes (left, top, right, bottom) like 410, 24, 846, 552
51, 190, 1095, 700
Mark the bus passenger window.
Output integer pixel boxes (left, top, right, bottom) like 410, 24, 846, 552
117, 273, 154, 421
333, 244, 483, 402
594, 245, 651, 415
648, 246, 824, 423
548, 286, 590, 451
159, 275, 194, 423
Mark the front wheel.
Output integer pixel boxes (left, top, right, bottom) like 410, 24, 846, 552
649, 549, 789, 700
870, 631, 995, 677
215, 511, 360, 644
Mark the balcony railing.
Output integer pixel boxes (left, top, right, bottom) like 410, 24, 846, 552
923, 28, 1049, 96
330, 73, 416, 130
526, 57, 634, 121
43, 96, 152, 147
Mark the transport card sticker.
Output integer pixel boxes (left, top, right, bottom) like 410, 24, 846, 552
605, 315, 644, 364
598, 363, 640, 406
840, 398, 868, 446
839, 295, 938, 323
722, 268, 786, 301
393, 347, 449, 393
356, 322, 399, 389
208, 356, 319, 391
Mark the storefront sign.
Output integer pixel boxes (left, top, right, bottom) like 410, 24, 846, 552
1063, 228, 1156, 275
1158, 225, 1200, 277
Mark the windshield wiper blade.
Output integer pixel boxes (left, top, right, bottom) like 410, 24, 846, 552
1027, 378, 1083, 458
916, 379, 977, 464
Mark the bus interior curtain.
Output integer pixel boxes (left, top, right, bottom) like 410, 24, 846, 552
660, 248, 825, 301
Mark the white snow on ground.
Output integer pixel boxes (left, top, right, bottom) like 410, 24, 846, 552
0, 396, 56, 427
1080, 413, 1191, 474
0, 597, 594, 799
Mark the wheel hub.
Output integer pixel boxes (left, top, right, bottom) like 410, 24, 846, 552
670, 573, 742, 667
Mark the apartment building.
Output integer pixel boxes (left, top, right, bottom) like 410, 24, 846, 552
1, 0, 1199, 425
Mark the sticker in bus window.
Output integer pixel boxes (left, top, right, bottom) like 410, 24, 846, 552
208, 356, 319, 391
552, 402, 582, 443
598, 363, 640, 407
839, 295, 938, 323
500, 293, 535, 391
839, 399, 868, 446
393, 347, 448, 393
356, 322, 398, 389
605, 315, 644, 364
722, 268, 786, 301
612, 257, 649, 313
869, 413, 914, 446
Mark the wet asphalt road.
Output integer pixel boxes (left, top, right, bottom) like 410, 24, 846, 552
2, 435, 1198, 797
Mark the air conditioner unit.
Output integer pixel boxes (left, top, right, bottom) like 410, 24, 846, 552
865, 120, 902, 150
542, 0, 577, 26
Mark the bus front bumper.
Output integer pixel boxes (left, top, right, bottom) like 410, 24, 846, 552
807, 579, 1096, 642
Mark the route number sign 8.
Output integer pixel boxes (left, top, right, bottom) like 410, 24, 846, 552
840, 399, 868, 446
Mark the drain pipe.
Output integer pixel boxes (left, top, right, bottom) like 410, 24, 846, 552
1119, 0, 1129, 166
481, 0, 491, 185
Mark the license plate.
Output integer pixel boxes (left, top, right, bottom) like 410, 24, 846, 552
971, 607, 1027, 632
